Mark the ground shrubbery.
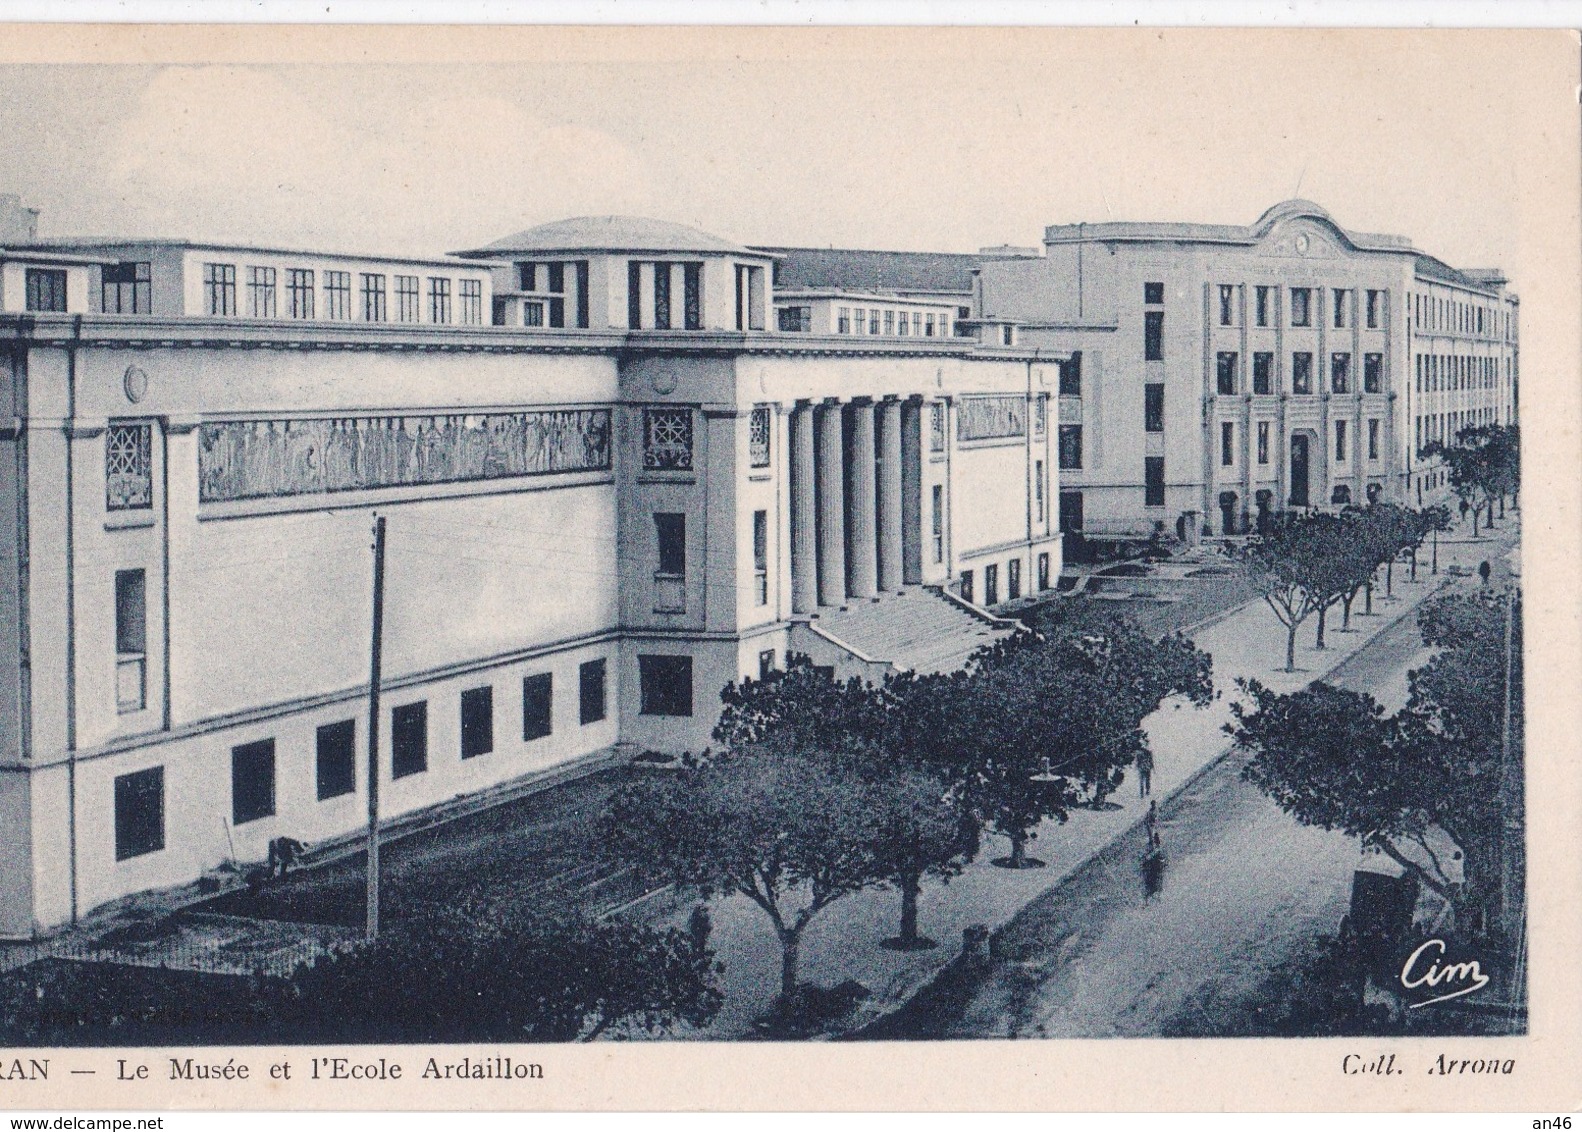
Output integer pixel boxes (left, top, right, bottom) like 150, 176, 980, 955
0, 898, 722, 1045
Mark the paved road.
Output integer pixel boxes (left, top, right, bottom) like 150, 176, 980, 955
866, 548, 1509, 1040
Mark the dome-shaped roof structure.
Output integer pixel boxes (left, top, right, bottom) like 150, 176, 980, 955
454, 216, 756, 259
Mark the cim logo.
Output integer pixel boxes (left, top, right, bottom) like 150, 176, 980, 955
1399, 938, 1491, 1008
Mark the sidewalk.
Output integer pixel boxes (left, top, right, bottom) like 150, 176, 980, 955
673, 516, 1516, 1039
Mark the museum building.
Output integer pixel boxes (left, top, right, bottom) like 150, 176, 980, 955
0, 201, 1060, 936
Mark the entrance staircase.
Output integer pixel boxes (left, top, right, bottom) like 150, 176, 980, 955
793, 585, 1021, 677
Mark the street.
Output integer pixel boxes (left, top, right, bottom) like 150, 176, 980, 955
863, 523, 1515, 1040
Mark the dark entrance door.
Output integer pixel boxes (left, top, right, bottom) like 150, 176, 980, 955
1218, 491, 1239, 536
1289, 433, 1310, 507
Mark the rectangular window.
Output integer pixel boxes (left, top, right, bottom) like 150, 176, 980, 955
638, 655, 693, 717
1058, 425, 1082, 470
247, 266, 277, 318
1255, 285, 1270, 327
1144, 383, 1165, 433
231, 738, 276, 825
460, 685, 494, 759
929, 402, 946, 453
115, 568, 146, 714
1059, 491, 1084, 533
1366, 289, 1382, 328
749, 405, 772, 467
1144, 310, 1164, 361
653, 264, 672, 330
1144, 456, 1165, 507
114, 767, 165, 861
360, 273, 387, 322
102, 261, 152, 314
1032, 396, 1046, 438
655, 512, 686, 576
734, 265, 766, 331
1292, 352, 1313, 395
519, 263, 537, 291
883, 310, 895, 336
1335, 419, 1348, 463
869, 309, 881, 335
1331, 352, 1351, 394
627, 261, 643, 329
575, 261, 591, 328
391, 701, 427, 779
932, 484, 944, 563
547, 262, 565, 293
925, 313, 937, 337
1221, 421, 1234, 467
323, 270, 352, 320
523, 300, 544, 327
522, 673, 553, 741
105, 421, 153, 511
1218, 284, 1234, 326
316, 719, 356, 801
1290, 288, 1311, 327
1037, 552, 1050, 592
1368, 418, 1380, 461
1216, 351, 1238, 396
579, 659, 607, 725
837, 307, 851, 334
458, 279, 483, 326
395, 275, 420, 322
758, 650, 776, 680
203, 263, 237, 316
428, 277, 452, 324
777, 305, 811, 332
683, 263, 702, 330
1144, 281, 1164, 305
959, 570, 974, 604
287, 269, 315, 319
984, 563, 999, 606
897, 312, 910, 336
1332, 289, 1348, 328
1364, 352, 1383, 394
1058, 353, 1082, 396
1257, 421, 1270, 465
1007, 558, 1022, 601
1252, 352, 1273, 395
1035, 459, 1045, 524
753, 509, 769, 606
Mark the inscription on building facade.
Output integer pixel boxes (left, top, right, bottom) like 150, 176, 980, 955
198, 408, 611, 503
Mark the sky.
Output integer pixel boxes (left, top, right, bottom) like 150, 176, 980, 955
0, 29, 1568, 286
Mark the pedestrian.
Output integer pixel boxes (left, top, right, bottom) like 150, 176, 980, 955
1143, 800, 1161, 851
267, 836, 308, 879
1135, 749, 1154, 798
1478, 560, 1491, 586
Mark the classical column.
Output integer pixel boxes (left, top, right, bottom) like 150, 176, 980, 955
816, 401, 847, 606
847, 402, 879, 599
876, 399, 905, 591
790, 403, 818, 615
900, 399, 924, 583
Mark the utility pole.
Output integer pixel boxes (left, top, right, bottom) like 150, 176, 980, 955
366, 514, 387, 943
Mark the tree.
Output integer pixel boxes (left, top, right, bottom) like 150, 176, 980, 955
1422, 504, 1454, 575
943, 606, 1213, 867
862, 765, 979, 950
1228, 588, 1522, 932
280, 899, 722, 1042
714, 655, 889, 754
1425, 425, 1519, 538
603, 744, 883, 1011
1241, 513, 1356, 669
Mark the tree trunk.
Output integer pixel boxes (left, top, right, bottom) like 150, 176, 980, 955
899, 875, 921, 946
1342, 594, 1353, 629
1285, 623, 1298, 672
1473, 509, 1480, 537
1432, 531, 1439, 574
1499, 495, 1506, 518
1386, 560, 1394, 596
1008, 830, 1028, 869
778, 927, 803, 1008
1410, 548, 1418, 581
1315, 605, 1327, 649
1364, 580, 1373, 616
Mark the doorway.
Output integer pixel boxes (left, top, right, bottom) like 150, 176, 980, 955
1289, 433, 1311, 507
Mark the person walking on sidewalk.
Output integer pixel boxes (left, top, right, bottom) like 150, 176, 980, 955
1144, 800, 1161, 851
1135, 748, 1154, 798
